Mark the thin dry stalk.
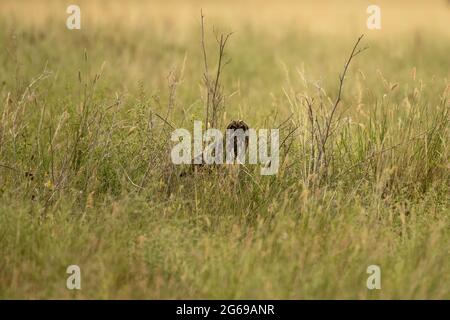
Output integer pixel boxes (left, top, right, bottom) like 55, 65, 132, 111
303, 35, 367, 181
200, 10, 232, 130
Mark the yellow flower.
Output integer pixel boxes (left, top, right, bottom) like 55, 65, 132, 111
44, 180, 53, 190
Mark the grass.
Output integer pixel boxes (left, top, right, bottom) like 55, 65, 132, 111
0, 0, 449, 299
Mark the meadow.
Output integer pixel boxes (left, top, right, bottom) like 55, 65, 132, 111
0, 0, 449, 299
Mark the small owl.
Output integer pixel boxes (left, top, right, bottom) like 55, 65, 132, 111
179, 119, 250, 177
226, 119, 250, 160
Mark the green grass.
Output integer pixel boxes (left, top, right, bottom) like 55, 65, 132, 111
0, 8, 449, 299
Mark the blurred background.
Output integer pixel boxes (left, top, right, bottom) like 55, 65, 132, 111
1, 0, 449, 37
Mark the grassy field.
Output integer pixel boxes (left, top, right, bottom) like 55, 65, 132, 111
0, 0, 449, 299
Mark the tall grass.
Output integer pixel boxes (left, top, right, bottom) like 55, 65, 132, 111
0, 1, 449, 299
